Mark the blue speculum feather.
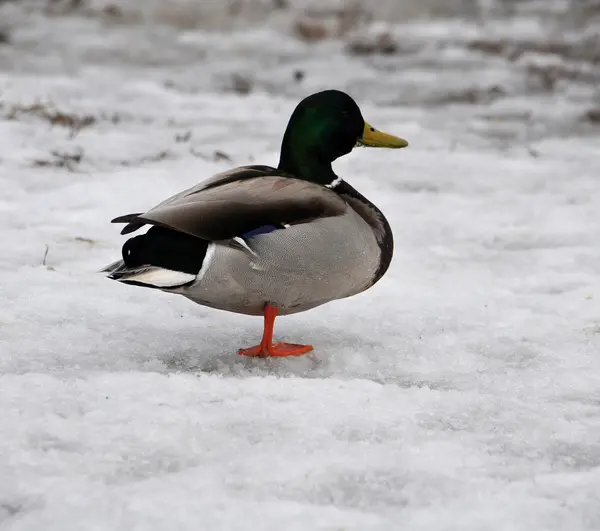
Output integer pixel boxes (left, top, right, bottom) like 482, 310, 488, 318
241, 225, 278, 239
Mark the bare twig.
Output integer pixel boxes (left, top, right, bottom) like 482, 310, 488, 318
42, 245, 49, 266
33, 148, 84, 172
6, 103, 96, 138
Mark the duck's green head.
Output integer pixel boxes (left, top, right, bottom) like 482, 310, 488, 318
278, 90, 408, 186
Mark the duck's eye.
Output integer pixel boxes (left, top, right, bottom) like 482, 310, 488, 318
341, 110, 350, 119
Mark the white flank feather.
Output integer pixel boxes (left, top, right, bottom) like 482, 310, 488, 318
196, 243, 216, 281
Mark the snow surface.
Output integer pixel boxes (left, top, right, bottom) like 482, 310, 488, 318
1, 3, 600, 530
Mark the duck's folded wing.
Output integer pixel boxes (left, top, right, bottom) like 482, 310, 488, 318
112, 174, 347, 241
114, 165, 277, 234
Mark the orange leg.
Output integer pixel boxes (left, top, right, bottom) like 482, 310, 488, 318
238, 304, 313, 357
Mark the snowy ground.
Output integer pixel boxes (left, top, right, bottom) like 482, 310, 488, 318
1, 2, 600, 530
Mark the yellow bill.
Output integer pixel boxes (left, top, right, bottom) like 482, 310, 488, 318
359, 122, 408, 148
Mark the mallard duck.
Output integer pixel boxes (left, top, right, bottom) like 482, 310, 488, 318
102, 90, 408, 357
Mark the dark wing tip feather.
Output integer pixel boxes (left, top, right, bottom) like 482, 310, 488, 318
111, 213, 143, 224
111, 213, 146, 234
121, 223, 145, 235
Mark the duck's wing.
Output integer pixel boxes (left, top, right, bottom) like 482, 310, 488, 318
114, 165, 278, 235
111, 169, 347, 241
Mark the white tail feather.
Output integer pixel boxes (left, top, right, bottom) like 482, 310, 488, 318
100, 259, 124, 273
118, 267, 196, 288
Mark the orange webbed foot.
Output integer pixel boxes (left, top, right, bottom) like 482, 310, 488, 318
238, 303, 314, 358
238, 342, 313, 358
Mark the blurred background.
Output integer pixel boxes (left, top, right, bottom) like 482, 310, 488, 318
0, 0, 598, 151
1, 5, 600, 527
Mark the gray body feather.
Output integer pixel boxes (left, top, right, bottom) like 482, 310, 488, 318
174, 206, 381, 315
106, 166, 390, 316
